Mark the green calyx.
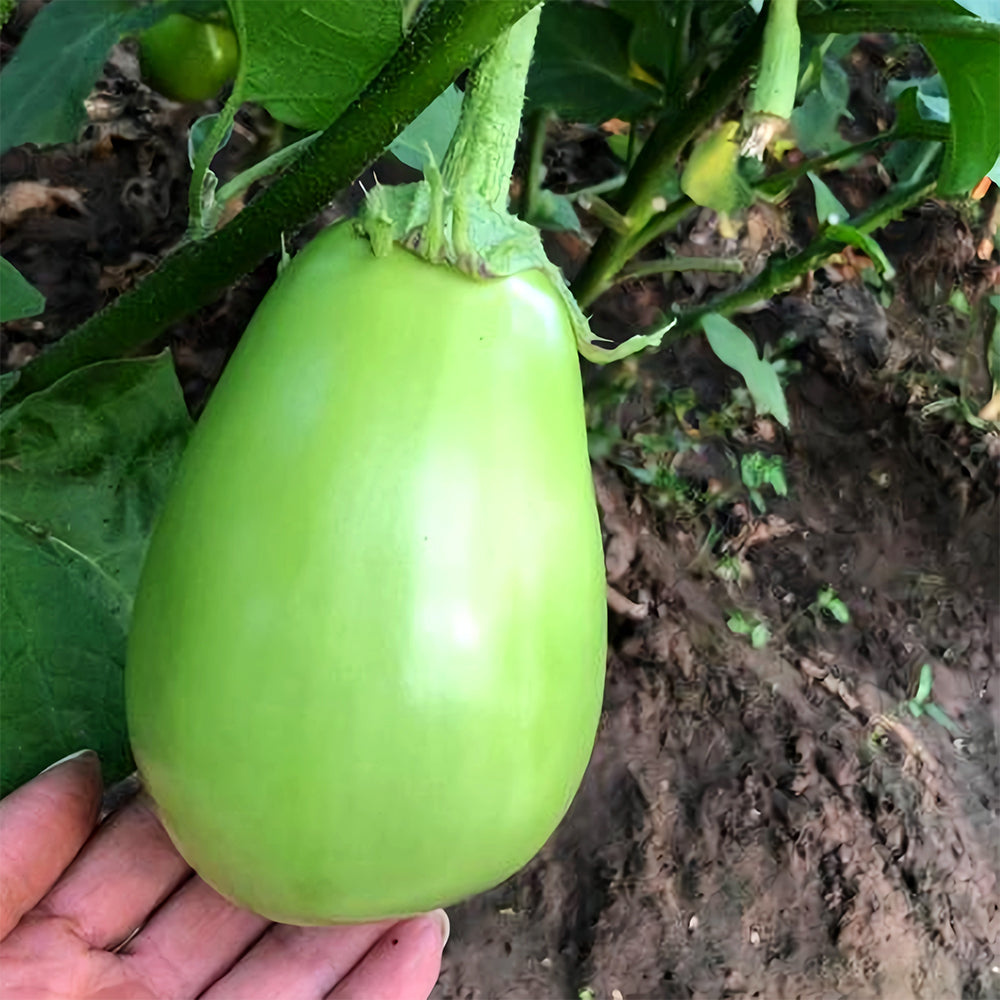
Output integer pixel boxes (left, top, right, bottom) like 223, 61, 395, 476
356, 3, 666, 364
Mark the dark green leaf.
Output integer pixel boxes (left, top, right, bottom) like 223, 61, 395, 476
389, 84, 462, 172
234, 0, 404, 130
791, 53, 850, 155
0, 354, 190, 794
609, 0, 675, 85
0, 0, 165, 155
0, 258, 45, 322
921, 30, 1000, 194
527, 2, 660, 123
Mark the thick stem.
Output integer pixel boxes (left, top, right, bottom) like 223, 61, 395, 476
442, 4, 542, 212
799, 3, 1000, 40
3, 0, 537, 408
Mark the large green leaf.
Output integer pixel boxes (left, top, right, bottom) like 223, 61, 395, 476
527, 1, 660, 123
921, 29, 1000, 194
0, 354, 190, 795
233, 0, 404, 130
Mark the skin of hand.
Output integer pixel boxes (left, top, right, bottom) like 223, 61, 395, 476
0, 751, 448, 1000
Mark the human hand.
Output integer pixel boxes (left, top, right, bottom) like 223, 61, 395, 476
0, 751, 447, 999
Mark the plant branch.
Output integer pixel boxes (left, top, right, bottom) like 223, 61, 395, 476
616, 256, 743, 284
799, 4, 1000, 40
520, 107, 550, 221
571, 12, 766, 309
2, 0, 538, 409
671, 177, 937, 334
757, 132, 896, 198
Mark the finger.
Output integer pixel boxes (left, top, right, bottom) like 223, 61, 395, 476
0, 750, 102, 941
201, 920, 395, 1000
326, 912, 447, 1000
36, 794, 191, 949
119, 876, 269, 998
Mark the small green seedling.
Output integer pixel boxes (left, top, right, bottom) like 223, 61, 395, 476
714, 553, 743, 583
905, 663, 963, 737
813, 585, 850, 624
740, 451, 788, 512
727, 610, 771, 648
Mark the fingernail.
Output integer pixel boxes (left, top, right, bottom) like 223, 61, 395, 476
428, 908, 450, 949
40, 749, 98, 775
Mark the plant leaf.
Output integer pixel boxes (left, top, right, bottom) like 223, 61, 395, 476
919, 10, 1000, 194
389, 84, 463, 173
527, 2, 660, 123
702, 313, 791, 428
825, 223, 896, 280
807, 171, 849, 224
0, 354, 190, 795
524, 189, 582, 233
0, 0, 165, 155
680, 121, 754, 216
233, 0, 404, 131
0, 258, 45, 322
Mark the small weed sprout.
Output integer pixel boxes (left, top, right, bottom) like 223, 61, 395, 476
727, 610, 771, 648
740, 451, 788, 512
812, 585, 851, 623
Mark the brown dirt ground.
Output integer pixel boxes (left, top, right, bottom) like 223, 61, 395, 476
2, 14, 998, 1000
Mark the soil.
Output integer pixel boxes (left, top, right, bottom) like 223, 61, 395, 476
2, 12, 998, 999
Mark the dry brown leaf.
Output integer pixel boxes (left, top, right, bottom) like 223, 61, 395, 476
607, 585, 648, 620
600, 118, 630, 136
0, 181, 87, 227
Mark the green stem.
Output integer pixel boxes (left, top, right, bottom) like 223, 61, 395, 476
215, 131, 321, 210
520, 107, 550, 221
621, 197, 695, 260
586, 130, 911, 298
571, 12, 766, 309
616, 256, 743, 284
757, 132, 895, 198
577, 193, 631, 235
442, 4, 542, 212
2, 0, 537, 409
672, 177, 936, 334
570, 175, 626, 202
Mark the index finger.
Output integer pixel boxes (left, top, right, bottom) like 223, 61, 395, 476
0, 751, 103, 941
